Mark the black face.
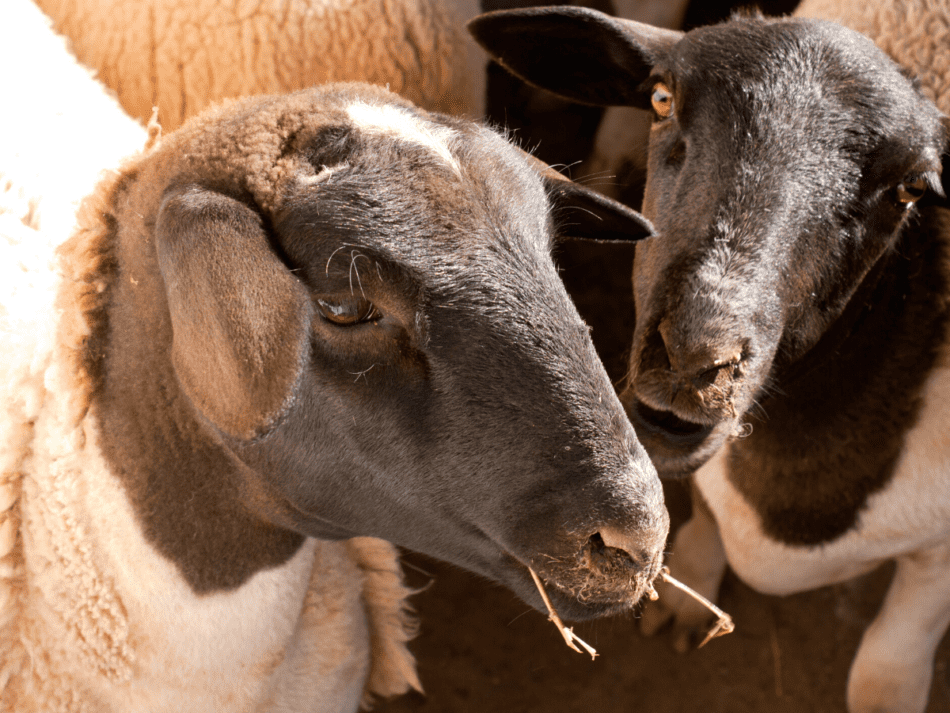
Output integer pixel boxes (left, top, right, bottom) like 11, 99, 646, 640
625, 19, 947, 476
139, 87, 668, 618
469, 9, 948, 477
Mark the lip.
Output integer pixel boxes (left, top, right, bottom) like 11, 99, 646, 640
500, 546, 665, 622
536, 576, 652, 619
626, 398, 731, 478
630, 399, 714, 443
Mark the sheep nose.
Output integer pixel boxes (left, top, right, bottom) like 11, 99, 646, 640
586, 472, 670, 574
593, 519, 667, 569
658, 318, 746, 387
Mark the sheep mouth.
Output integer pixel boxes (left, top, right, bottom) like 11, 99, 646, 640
629, 399, 713, 441
522, 534, 665, 620
625, 398, 730, 478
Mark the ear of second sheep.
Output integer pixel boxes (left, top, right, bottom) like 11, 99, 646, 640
541, 172, 656, 243
468, 7, 682, 109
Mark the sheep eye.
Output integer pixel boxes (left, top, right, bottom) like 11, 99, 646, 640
896, 175, 928, 204
317, 296, 380, 326
651, 83, 673, 119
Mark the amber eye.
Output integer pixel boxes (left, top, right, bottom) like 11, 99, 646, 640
651, 83, 673, 119
896, 175, 928, 204
317, 296, 380, 326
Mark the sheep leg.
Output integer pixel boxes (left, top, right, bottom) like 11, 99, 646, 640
846, 539, 950, 713
640, 479, 728, 652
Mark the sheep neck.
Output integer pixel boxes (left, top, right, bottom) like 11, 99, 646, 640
725, 207, 950, 545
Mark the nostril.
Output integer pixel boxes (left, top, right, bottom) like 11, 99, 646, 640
657, 319, 748, 382
656, 318, 678, 371
637, 325, 672, 375
694, 355, 743, 389
585, 533, 636, 574
586, 531, 652, 571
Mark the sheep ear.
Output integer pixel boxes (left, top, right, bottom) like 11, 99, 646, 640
155, 185, 312, 441
468, 7, 682, 109
544, 174, 656, 243
517, 145, 655, 242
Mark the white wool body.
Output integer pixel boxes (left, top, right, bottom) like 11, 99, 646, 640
0, 3, 418, 709
0, 0, 147, 240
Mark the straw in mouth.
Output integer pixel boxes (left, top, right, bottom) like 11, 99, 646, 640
527, 565, 735, 659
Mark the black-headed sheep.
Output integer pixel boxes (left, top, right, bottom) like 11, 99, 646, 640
471, 6, 950, 712
1, 10, 672, 707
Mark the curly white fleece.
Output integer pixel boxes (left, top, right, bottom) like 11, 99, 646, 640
0, 3, 419, 710
35, 0, 484, 132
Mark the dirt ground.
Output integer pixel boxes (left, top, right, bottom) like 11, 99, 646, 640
377, 547, 950, 713
383, 2, 950, 709
375, 242, 950, 713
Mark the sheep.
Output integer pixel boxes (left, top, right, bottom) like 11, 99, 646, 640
4, 4, 421, 709
2, 11, 673, 706
34, 0, 487, 131
470, 6, 950, 712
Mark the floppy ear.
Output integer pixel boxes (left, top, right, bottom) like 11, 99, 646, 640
155, 185, 313, 440
468, 6, 682, 109
516, 145, 655, 242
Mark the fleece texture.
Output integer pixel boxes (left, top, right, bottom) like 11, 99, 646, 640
34, 0, 483, 131
795, 0, 950, 115
1, 4, 419, 710
1, 5, 149, 700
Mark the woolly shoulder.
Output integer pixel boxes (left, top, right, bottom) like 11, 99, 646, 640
0, 213, 61, 707
346, 537, 422, 708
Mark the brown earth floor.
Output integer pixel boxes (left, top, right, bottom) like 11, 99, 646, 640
376, 242, 950, 713
377, 546, 950, 713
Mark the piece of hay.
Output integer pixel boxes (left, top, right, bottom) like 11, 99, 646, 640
528, 567, 599, 660
656, 567, 735, 648
528, 565, 735, 659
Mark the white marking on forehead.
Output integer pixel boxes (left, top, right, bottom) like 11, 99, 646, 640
345, 102, 461, 175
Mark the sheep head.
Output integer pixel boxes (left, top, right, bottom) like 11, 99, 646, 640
470, 8, 949, 477
88, 83, 668, 619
